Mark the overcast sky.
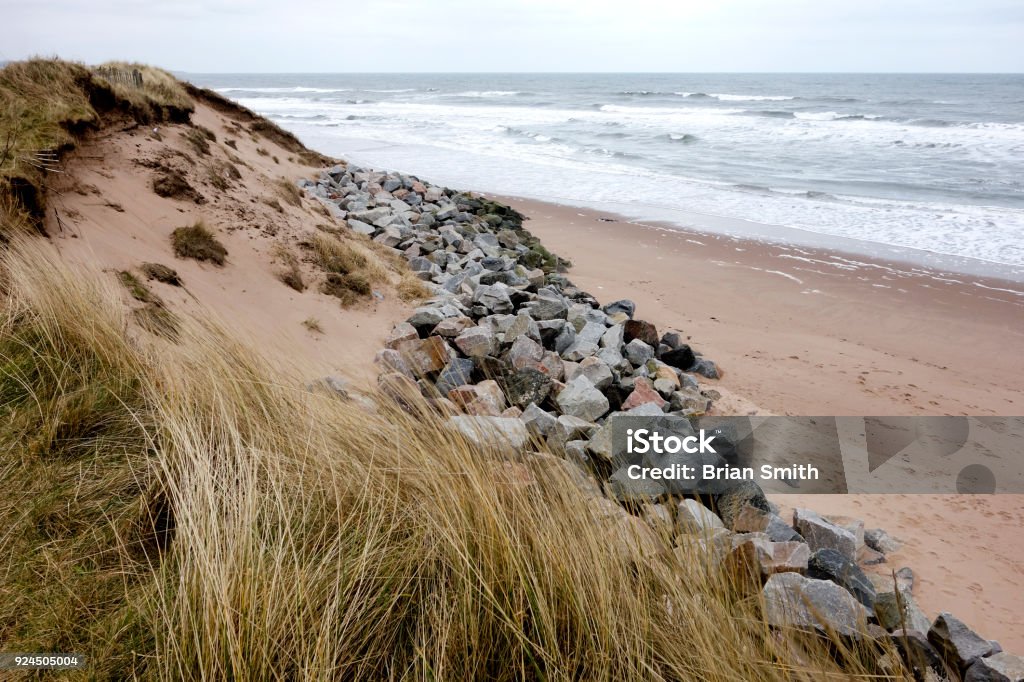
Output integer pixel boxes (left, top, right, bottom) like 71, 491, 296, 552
2, 0, 1022, 73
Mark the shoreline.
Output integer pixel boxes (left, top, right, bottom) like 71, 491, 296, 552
488, 192, 1024, 417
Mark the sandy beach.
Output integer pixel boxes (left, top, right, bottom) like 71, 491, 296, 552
493, 194, 1024, 651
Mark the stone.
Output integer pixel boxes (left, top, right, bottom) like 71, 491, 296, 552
521, 403, 557, 437
661, 330, 685, 349
374, 348, 414, 377
378, 372, 422, 406
806, 548, 876, 609
660, 345, 697, 371
575, 321, 608, 346
554, 324, 577, 355
399, 336, 450, 376
608, 466, 666, 503
473, 283, 514, 314
552, 372, 606, 419
653, 378, 678, 398
432, 315, 474, 338
549, 415, 597, 448
308, 375, 349, 400
714, 480, 772, 529
621, 377, 668, 411
965, 653, 1024, 682
505, 312, 541, 344
623, 319, 659, 347
434, 358, 476, 397
624, 339, 656, 366
448, 416, 528, 450
385, 322, 419, 349
676, 499, 726, 534
826, 514, 865, 551
865, 528, 902, 554
765, 542, 811, 575
732, 506, 805, 543
561, 340, 600, 362
762, 572, 869, 637
890, 628, 956, 682
531, 289, 569, 320
875, 586, 931, 634
793, 508, 857, 561
506, 367, 553, 409
602, 299, 636, 319
929, 612, 995, 673
407, 306, 445, 335
448, 380, 506, 416
454, 326, 499, 358
857, 546, 886, 566
573, 356, 613, 390
692, 358, 722, 380
348, 218, 376, 235
600, 324, 625, 349
508, 335, 545, 370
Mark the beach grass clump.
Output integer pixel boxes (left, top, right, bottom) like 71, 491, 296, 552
140, 261, 182, 286
0, 236, 905, 681
320, 272, 371, 305
118, 269, 161, 303
397, 272, 431, 301
274, 176, 302, 206
171, 222, 227, 265
273, 245, 305, 292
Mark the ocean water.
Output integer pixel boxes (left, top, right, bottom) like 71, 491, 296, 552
189, 73, 1024, 277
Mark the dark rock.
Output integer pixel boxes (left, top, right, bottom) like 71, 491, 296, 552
865, 528, 902, 554
891, 628, 956, 682
506, 368, 553, 409
660, 345, 697, 371
807, 548, 876, 609
793, 508, 857, 561
691, 357, 721, 379
660, 330, 685, 349
713, 480, 772, 529
623, 319, 659, 347
602, 299, 636, 319
929, 612, 995, 673
435, 358, 476, 397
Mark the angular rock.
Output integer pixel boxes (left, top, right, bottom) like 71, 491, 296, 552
762, 572, 869, 637
569, 356, 614, 390
448, 379, 506, 416
505, 312, 541, 344
732, 506, 805, 543
448, 416, 528, 450
473, 283, 514, 313
600, 323, 625, 349
521, 403, 557, 437
385, 322, 419, 349
434, 358, 476, 397
602, 299, 636, 319
865, 528, 902, 555
531, 289, 569, 320
660, 345, 697, 371
624, 338, 655, 366
433, 315, 474, 338
549, 414, 597, 449
660, 330, 685, 349
691, 357, 722, 380
508, 335, 545, 371
623, 319, 658, 347
506, 367, 553, 409
875, 586, 931, 634
555, 375, 609, 422
398, 336, 450, 376
676, 499, 726, 534
807, 548, 876, 609
621, 377, 668, 411
714, 480, 772, 529
965, 653, 1024, 682
454, 326, 499, 358
407, 306, 446, 336
891, 628, 956, 682
929, 612, 995, 673
793, 508, 857, 561
561, 340, 600, 362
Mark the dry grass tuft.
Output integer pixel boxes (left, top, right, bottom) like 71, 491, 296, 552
118, 269, 161, 304
171, 222, 227, 265
273, 244, 305, 292
141, 262, 182, 286
302, 316, 324, 334
397, 272, 431, 302
274, 177, 302, 207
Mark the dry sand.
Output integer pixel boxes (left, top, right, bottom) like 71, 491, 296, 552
496, 194, 1024, 651
47, 101, 410, 388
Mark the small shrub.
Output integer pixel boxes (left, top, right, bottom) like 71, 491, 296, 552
321, 273, 371, 306
117, 270, 160, 304
171, 223, 227, 265
140, 262, 182, 286
256, 147, 269, 157
264, 197, 283, 213
275, 177, 302, 207
224, 138, 237, 150
182, 128, 212, 156
152, 169, 204, 204
302, 317, 323, 334
397, 273, 430, 302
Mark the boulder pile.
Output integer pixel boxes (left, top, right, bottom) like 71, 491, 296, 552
301, 163, 1021, 680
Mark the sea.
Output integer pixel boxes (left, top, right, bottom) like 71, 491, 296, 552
186, 73, 1024, 280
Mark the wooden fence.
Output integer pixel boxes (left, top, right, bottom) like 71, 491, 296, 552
94, 67, 143, 89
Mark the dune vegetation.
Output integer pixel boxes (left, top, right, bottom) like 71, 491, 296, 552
0, 58, 908, 680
